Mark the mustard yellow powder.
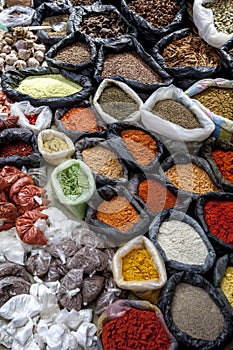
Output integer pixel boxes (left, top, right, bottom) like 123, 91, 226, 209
220, 266, 233, 307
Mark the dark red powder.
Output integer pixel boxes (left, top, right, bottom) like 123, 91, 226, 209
211, 149, 233, 184
204, 200, 233, 245
101, 307, 171, 350
0, 142, 33, 157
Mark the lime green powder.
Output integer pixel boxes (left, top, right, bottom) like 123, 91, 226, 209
16, 74, 83, 98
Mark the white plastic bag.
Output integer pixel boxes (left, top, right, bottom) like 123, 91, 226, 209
193, 0, 233, 48
112, 235, 167, 293
0, 227, 25, 265
93, 78, 143, 124
10, 101, 53, 135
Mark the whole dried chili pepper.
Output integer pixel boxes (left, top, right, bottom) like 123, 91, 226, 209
211, 149, 233, 184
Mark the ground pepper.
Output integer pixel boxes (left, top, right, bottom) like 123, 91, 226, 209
211, 149, 233, 183
61, 107, 102, 132
220, 266, 233, 307
0, 141, 33, 157
96, 196, 140, 232
101, 307, 171, 350
122, 248, 160, 281
121, 129, 158, 166
204, 200, 233, 245
138, 179, 178, 213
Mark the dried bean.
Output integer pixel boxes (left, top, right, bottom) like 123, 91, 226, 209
53, 42, 91, 64
42, 15, 69, 37
204, 0, 233, 35
152, 99, 201, 129
0, 141, 33, 157
101, 52, 162, 84
162, 32, 220, 67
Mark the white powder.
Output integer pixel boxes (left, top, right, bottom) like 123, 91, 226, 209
157, 219, 209, 265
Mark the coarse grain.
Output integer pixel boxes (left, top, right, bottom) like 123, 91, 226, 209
171, 283, 224, 340
101, 52, 162, 84
61, 107, 102, 132
81, 146, 123, 178
53, 42, 91, 64
220, 266, 233, 307
162, 32, 220, 67
152, 99, 201, 129
193, 87, 233, 121
41, 15, 69, 37
204, 0, 233, 35
157, 220, 209, 265
165, 163, 218, 194
96, 196, 140, 232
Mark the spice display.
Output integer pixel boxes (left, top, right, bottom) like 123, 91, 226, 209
41, 14, 69, 37
138, 179, 178, 213
24, 113, 39, 125
152, 99, 201, 129
161, 32, 221, 67
127, 0, 180, 28
96, 196, 140, 232
98, 86, 139, 121
171, 283, 224, 340
121, 129, 158, 166
61, 106, 102, 132
43, 136, 69, 153
157, 220, 209, 265
53, 42, 91, 64
79, 11, 134, 39
211, 149, 233, 183
204, 0, 233, 35
101, 52, 163, 84
0, 202, 17, 231
220, 266, 233, 307
193, 87, 233, 121
82, 146, 123, 178
15, 74, 83, 98
122, 248, 160, 281
56, 163, 90, 196
0, 141, 33, 157
101, 307, 171, 350
204, 200, 233, 245
165, 163, 218, 194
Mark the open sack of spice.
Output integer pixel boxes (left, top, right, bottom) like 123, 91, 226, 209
185, 78, 233, 141
92, 78, 143, 124
10, 101, 53, 135
0, 5, 35, 27
51, 158, 96, 220
140, 84, 215, 154
193, 0, 233, 48
97, 299, 178, 350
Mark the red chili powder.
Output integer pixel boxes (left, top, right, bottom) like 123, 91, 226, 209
138, 178, 178, 213
204, 200, 233, 245
211, 149, 233, 184
0, 141, 33, 157
61, 106, 103, 132
101, 307, 171, 350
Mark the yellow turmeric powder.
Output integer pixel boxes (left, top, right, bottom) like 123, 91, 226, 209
220, 266, 233, 307
122, 248, 160, 281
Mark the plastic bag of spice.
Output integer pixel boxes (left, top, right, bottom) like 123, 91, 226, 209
148, 209, 216, 275
10, 101, 52, 135
157, 271, 233, 350
75, 136, 129, 187
94, 36, 173, 93
1, 66, 93, 109
93, 78, 143, 124
185, 78, 233, 141
193, 0, 233, 48
37, 129, 75, 166
54, 100, 107, 142
141, 85, 215, 154
97, 299, 178, 350
0, 5, 35, 27
85, 184, 150, 246
0, 128, 41, 168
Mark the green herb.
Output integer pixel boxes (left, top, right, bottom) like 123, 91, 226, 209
57, 164, 89, 197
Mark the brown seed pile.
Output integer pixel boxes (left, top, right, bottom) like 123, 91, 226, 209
162, 32, 221, 67
96, 196, 140, 232
204, 0, 233, 35
42, 14, 69, 37
54, 42, 91, 64
152, 99, 201, 129
165, 163, 219, 194
193, 87, 233, 121
81, 146, 124, 178
101, 52, 163, 84
127, 0, 180, 28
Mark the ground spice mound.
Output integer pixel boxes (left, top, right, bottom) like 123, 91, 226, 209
211, 149, 233, 183
81, 146, 123, 178
204, 200, 233, 245
165, 163, 218, 194
121, 129, 158, 166
0, 141, 33, 157
61, 107, 102, 132
220, 266, 233, 307
138, 178, 178, 213
101, 307, 171, 350
171, 283, 224, 341
54, 42, 91, 64
96, 196, 140, 232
